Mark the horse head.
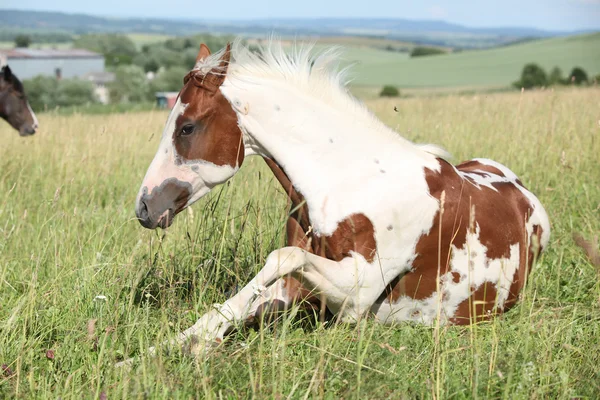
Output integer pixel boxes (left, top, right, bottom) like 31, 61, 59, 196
0, 65, 38, 136
135, 43, 246, 229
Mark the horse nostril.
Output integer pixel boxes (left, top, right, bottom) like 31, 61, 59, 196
137, 199, 151, 226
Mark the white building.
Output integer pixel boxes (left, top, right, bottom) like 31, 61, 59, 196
0, 48, 114, 104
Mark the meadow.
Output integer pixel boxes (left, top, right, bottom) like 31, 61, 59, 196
342, 33, 600, 88
1, 87, 599, 399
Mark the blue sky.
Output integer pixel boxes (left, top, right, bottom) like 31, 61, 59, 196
4, 0, 600, 31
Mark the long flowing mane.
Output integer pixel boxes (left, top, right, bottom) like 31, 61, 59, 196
194, 38, 450, 160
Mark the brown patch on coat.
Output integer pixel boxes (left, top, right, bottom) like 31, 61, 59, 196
313, 214, 377, 262
386, 158, 542, 322
263, 157, 377, 317
449, 282, 498, 325
264, 157, 377, 263
172, 43, 245, 168
457, 160, 506, 178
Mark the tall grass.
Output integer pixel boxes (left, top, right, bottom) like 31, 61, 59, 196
0, 87, 599, 399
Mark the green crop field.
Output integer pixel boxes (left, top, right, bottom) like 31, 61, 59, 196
1, 87, 599, 399
337, 33, 600, 88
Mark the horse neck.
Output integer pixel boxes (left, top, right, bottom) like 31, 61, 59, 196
223, 78, 439, 234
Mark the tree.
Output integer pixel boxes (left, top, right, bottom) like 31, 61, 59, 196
548, 67, 565, 85
22, 76, 59, 110
513, 63, 548, 89
568, 67, 588, 85
131, 34, 233, 73
14, 34, 31, 48
410, 46, 446, 57
55, 79, 97, 107
380, 85, 400, 97
149, 66, 188, 93
23, 76, 96, 110
74, 34, 138, 66
109, 65, 149, 103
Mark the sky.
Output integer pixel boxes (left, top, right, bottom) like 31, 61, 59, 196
4, 0, 600, 32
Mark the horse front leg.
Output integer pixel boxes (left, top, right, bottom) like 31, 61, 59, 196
115, 246, 311, 367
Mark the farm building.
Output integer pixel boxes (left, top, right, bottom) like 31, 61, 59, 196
0, 48, 114, 103
81, 71, 116, 104
0, 48, 105, 80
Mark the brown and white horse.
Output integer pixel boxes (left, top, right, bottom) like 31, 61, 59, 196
133, 41, 550, 357
0, 65, 38, 136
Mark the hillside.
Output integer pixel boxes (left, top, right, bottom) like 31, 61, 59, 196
341, 33, 600, 88
0, 9, 580, 49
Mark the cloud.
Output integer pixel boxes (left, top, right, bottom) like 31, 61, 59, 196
428, 5, 448, 19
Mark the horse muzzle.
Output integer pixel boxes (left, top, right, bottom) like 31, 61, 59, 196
135, 178, 192, 230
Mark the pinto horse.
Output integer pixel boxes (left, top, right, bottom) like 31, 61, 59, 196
133, 41, 550, 357
0, 65, 38, 136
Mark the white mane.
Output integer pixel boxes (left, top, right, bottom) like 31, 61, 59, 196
195, 38, 450, 160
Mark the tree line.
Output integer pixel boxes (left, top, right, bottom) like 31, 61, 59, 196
514, 64, 597, 89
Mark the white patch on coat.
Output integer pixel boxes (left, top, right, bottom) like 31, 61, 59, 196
373, 224, 521, 325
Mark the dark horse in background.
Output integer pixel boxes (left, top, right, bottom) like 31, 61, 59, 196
0, 65, 38, 136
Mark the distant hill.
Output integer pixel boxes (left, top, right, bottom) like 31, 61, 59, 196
0, 9, 590, 49
340, 32, 600, 88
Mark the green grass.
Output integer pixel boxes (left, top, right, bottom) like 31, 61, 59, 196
126, 33, 174, 49
45, 102, 158, 116
1, 87, 599, 399
338, 32, 600, 88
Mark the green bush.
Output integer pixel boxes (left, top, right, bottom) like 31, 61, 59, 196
23, 76, 97, 110
14, 34, 31, 48
23, 76, 59, 111
149, 66, 188, 94
410, 46, 447, 57
109, 65, 150, 103
55, 79, 97, 107
380, 85, 400, 97
513, 63, 548, 89
568, 67, 588, 85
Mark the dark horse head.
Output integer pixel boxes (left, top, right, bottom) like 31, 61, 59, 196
0, 65, 38, 136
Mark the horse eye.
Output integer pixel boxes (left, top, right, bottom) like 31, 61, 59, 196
180, 124, 195, 136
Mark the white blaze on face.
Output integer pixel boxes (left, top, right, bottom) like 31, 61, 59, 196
26, 101, 38, 129
137, 96, 238, 209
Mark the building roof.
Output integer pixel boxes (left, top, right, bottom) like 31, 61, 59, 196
0, 48, 103, 59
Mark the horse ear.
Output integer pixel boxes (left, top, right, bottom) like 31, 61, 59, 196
196, 43, 211, 63
213, 43, 231, 86
199, 43, 231, 90
220, 43, 232, 70
2, 65, 12, 82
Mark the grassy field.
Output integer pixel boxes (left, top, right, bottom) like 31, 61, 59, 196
1, 87, 599, 399
339, 33, 600, 88
4, 30, 598, 91
126, 33, 175, 49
